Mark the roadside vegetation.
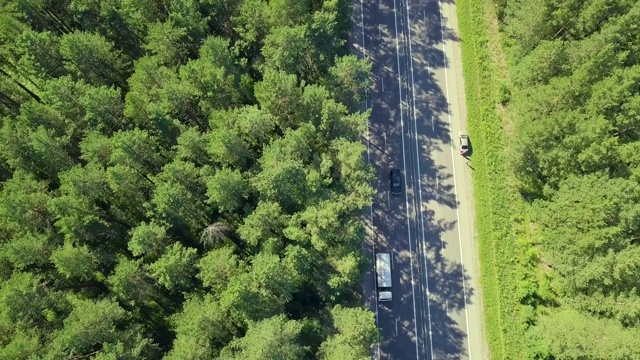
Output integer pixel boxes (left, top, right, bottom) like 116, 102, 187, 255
456, 0, 529, 358
459, 0, 640, 358
0, 0, 379, 358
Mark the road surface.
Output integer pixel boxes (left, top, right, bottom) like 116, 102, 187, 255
353, 0, 488, 359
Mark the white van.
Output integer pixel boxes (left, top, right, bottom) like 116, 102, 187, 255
376, 253, 392, 301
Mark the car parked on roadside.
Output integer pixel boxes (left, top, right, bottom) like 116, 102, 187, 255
459, 132, 469, 155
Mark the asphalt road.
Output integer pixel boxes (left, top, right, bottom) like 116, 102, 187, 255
353, 0, 488, 359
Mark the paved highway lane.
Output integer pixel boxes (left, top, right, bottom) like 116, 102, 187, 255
359, 0, 425, 358
354, 0, 488, 359
404, 0, 488, 358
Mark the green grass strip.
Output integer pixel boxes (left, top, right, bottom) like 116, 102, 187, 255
456, 1, 529, 358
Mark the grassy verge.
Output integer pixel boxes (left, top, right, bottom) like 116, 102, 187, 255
456, 0, 538, 358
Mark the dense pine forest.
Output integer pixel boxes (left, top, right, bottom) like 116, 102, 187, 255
0, 0, 379, 358
494, 0, 640, 358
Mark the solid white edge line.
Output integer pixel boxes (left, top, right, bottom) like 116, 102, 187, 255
360, 1, 381, 359
405, 0, 435, 358
392, 0, 420, 358
396, 318, 399, 336
372, 204, 378, 322
361, 0, 366, 57
438, 0, 473, 357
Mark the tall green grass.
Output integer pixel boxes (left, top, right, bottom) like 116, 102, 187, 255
455, 1, 534, 358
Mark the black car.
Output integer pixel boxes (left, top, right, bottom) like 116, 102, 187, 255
389, 168, 402, 195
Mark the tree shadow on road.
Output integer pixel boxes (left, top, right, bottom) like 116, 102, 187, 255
355, 0, 477, 358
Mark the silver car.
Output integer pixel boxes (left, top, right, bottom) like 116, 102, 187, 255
459, 132, 469, 155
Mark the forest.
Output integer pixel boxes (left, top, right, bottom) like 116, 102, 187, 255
0, 0, 379, 359
494, 0, 640, 358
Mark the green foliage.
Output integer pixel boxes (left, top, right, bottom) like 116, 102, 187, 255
306, 11, 343, 78
148, 242, 198, 291
327, 252, 363, 302
503, 0, 637, 60
165, 294, 234, 359
207, 128, 252, 169
317, 305, 380, 360
174, 126, 208, 164
327, 55, 372, 111
123, 56, 176, 127
219, 315, 305, 360
0, 170, 52, 236
0, 327, 42, 359
0, 121, 74, 181
168, 0, 206, 48
511, 40, 568, 87
237, 201, 286, 248
457, 0, 530, 358
110, 128, 165, 173
144, 20, 190, 67
472, 0, 640, 358
48, 298, 129, 357
206, 167, 250, 214
128, 221, 169, 260
535, 174, 640, 323
221, 252, 298, 324
262, 25, 310, 77
50, 241, 99, 282
80, 85, 126, 133
527, 308, 640, 359
38, 76, 91, 135
107, 256, 154, 305
179, 36, 243, 116
197, 246, 244, 291
80, 131, 113, 168
210, 106, 276, 150
106, 164, 150, 225
0, 0, 375, 357
268, 0, 310, 27
0, 272, 50, 329
59, 31, 131, 88
232, 0, 270, 61
252, 160, 309, 211
47, 164, 115, 246
15, 29, 65, 82
2, 232, 53, 270
254, 70, 303, 130
146, 160, 209, 238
